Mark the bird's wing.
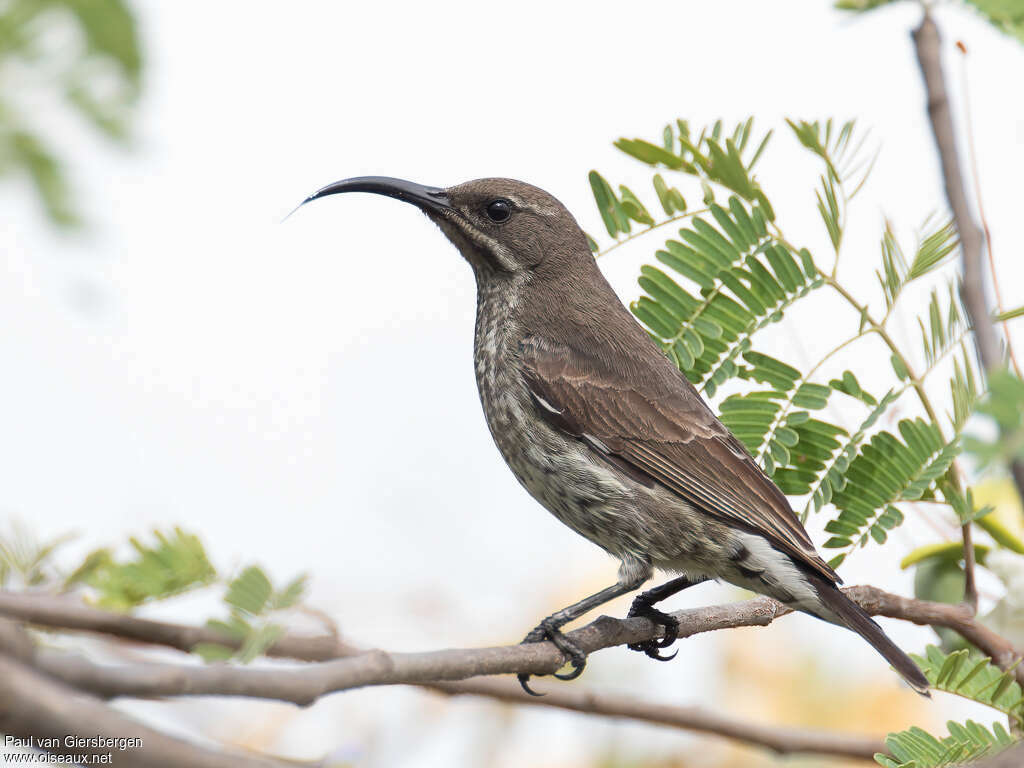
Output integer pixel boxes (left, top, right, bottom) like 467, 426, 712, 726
519, 336, 839, 584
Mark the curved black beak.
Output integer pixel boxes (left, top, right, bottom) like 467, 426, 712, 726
291, 176, 451, 219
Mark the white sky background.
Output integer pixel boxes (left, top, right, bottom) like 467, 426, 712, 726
2, 1, 1024, 765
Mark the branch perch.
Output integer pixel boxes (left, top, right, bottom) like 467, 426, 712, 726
5, 586, 1020, 694
4, 586, 1020, 764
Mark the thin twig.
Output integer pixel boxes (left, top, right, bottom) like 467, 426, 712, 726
595, 208, 710, 259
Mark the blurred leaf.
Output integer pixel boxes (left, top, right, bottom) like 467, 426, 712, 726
0, 521, 76, 588
269, 573, 308, 610
4, 130, 78, 226
907, 216, 958, 281
835, 0, 901, 12
963, 0, 1024, 45
84, 528, 216, 610
0, 0, 143, 226
966, 368, 1024, 469
996, 305, 1024, 322
914, 557, 972, 652
225, 565, 273, 616
237, 623, 284, 664
192, 642, 236, 662
901, 541, 990, 569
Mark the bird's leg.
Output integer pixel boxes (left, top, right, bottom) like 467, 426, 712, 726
518, 561, 649, 696
627, 575, 707, 661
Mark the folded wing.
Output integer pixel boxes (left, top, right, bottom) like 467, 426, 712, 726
519, 335, 839, 584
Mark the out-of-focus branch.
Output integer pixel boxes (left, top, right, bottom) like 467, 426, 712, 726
0, 654, 304, 768
913, 11, 998, 370
0, 590, 355, 661
956, 41, 1022, 378
913, 10, 1024, 507
427, 678, 885, 761
976, 742, 1024, 768
30, 652, 884, 763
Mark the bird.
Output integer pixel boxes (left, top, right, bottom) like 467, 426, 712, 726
296, 175, 930, 697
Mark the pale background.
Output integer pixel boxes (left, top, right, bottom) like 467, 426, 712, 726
2, 1, 1023, 766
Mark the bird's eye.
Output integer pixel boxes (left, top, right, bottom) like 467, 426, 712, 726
485, 199, 512, 223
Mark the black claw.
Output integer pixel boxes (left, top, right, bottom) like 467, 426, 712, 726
648, 647, 679, 661
517, 673, 545, 697
518, 620, 590, 687
553, 657, 586, 680
627, 599, 682, 662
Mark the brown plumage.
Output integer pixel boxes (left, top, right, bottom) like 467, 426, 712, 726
300, 175, 930, 697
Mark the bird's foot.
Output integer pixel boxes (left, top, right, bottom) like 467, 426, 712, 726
516, 619, 588, 696
626, 597, 680, 661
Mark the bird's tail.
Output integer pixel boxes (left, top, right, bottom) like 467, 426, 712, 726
808, 576, 930, 696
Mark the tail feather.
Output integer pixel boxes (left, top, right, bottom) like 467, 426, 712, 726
809, 577, 930, 697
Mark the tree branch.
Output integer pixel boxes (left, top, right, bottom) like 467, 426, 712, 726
913, 9, 1024, 506
0, 654, 304, 768
5, 586, 1020, 694
976, 743, 1024, 768
428, 678, 885, 760
6, 586, 1022, 763
0, 590, 355, 661
27, 652, 884, 762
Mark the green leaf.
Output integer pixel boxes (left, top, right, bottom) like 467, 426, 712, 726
996, 305, 1024, 322
962, 0, 1024, 45
816, 175, 842, 252
875, 720, 1016, 768
829, 370, 878, 406
614, 138, 686, 170
803, 389, 902, 520
618, 184, 654, 225
912, 646, 1024, 724
907, 217, 958, 281
225, 566, 273, 616
237, 623, 284, 664
0, 522, 77, 589
270, 573, 308, 610
83, 528, 216, 610
192, 642, 237, 662
633, 196, 820, 393
901, 541, 990, 569
967, 369, 1024, 470
826, 419, 960, 562
890, 354, 909, 381
588, 170, 630, 237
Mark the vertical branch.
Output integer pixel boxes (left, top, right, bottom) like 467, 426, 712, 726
910, 9, 1024, 610
912, 12, 999, 369
956, 41, 1023, 378
915, 15, 1024, 498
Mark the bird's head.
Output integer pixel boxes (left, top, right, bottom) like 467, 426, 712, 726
296, 176, 591, 275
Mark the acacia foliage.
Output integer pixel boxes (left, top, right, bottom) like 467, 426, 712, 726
585, 115, 1024, 765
